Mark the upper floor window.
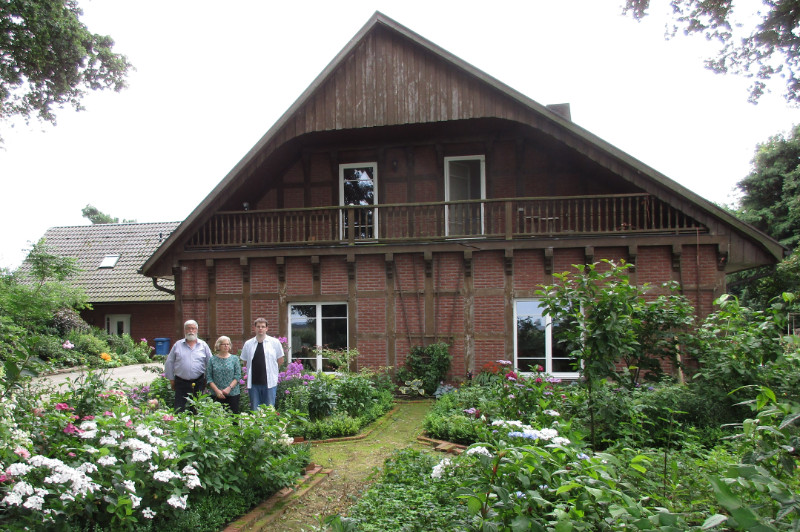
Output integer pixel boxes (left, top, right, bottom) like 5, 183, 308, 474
444, 156, 485, 236
340, 163, 377, 240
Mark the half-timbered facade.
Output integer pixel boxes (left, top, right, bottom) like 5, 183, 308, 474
141, 13, 784, 381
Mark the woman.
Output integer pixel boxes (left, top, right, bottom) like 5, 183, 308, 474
206, 336, 242, 414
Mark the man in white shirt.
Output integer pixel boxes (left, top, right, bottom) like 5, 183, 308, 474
239, 317, 285, 410
164, 320, 212, 413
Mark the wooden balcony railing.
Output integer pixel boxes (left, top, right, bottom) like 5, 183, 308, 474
186, 194, 706, 249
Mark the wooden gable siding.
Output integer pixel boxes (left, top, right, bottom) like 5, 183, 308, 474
238, 26, 563, 191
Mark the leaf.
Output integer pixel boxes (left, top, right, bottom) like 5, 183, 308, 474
555, 482, 581, 495
701, 514, 729, 529
778, 411, 800, 429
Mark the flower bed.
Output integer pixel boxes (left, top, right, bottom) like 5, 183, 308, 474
0, 371, 310, 531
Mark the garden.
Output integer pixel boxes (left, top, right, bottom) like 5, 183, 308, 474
1, 243, 799, 530
327, 262, 800, 531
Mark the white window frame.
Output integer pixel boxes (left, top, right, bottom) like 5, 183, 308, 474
513, 299, 578, 379
444, 155, 486, 236
339, 162, 378, 240
288, 302, 349, 373
105, 314, 131, 336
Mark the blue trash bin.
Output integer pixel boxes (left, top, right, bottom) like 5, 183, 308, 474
154, 338, 171, 356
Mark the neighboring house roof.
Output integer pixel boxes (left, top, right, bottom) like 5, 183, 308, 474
20, 222, 180, 303
141, 11, 784, 277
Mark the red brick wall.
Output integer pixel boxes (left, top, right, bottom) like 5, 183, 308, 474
81, 302, 174, 348
216, 259, 242, 295
174, 241, 723, 382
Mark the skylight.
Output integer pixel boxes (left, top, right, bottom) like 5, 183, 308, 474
99, 254, 120, 268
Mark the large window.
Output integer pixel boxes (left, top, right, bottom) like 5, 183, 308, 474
514, 299, 577, 378
340, 163, 377, 240
444, 155, 485, 236
288, 303, 348, 372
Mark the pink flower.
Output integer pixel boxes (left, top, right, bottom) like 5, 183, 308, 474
125, 420, 133, 427
140, 338, 148, 343
535, 377, 543, 383
162, 415, 174, 421
505, 371, 518, 381
537, 365, 544, 372
63, 423, 82, 435
55, 403, 73, 411
82, 415, 95, 420
14, 448, 30, 459
62, 340, 74, 349
0, 474, 9, 482
103, 411, 113, 417
68, 452, 76, 457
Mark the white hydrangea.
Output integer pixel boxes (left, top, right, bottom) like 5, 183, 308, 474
130, 494, 142, 508
97, 455, 118, 466
167, 493, 188, 509
99, 436, 117, 446
122, 480, 136, 493
431, 457, 452, 479
6, 462, 32, 476
466, 446, 493, 457
141, 507, 156, 519
153, 469, 181, 483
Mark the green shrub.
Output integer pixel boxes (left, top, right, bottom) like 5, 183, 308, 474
307, 374, 337, 421
302, 412, 360, 440
396, 342, 451, 395
334, 373, 376, 417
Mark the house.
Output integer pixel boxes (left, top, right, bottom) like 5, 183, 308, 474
140, 12, 784, 381
22, 222, 180, 348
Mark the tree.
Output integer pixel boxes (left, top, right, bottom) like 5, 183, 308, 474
0, 0, 131, 131
737, 124, 800, 250
623, 0, 800, 104
81, 204, 135, 224
536, 260, 694, 448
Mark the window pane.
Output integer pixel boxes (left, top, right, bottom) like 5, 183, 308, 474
322, 304, 347, 318
321, 317, 347, 349
291, 305, 316, 319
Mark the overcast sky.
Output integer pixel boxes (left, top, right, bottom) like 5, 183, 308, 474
2, 0, 799, 270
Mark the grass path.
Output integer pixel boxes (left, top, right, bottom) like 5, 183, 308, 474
275, 400, 434, 531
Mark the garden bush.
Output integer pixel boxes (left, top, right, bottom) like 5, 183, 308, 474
0, 370, 309, 531
397, 342, 452, 395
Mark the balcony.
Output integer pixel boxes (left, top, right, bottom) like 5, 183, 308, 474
186, 193, 706, 250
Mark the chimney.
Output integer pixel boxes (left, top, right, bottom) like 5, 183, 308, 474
546, 103, 571, 121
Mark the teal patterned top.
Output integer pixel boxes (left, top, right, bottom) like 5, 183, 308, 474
206, 355, 242, 396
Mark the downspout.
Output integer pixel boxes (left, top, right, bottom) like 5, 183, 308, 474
151, 277, 175, 296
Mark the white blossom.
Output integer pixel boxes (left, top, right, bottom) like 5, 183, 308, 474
153, 469, 180, 483
6, 462, 32, 476
142, 507, 156, 519
122, 480, 136, 493
130, 494, 142, 508
167, 494, 188, 509
431, 458, 452, 479
466, 446, 493, 457
99, 436, 117, 446
97, 455, 118, 466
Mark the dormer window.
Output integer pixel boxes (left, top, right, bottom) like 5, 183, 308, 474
98, 254, 120, 268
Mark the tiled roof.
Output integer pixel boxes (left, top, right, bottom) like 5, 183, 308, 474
18, 222, 180, 303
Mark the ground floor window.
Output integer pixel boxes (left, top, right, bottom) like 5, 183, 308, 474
514, 299, 578, 378
288, 303, 348, 372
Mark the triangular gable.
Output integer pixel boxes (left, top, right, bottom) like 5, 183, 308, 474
142, 11, 784, 277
